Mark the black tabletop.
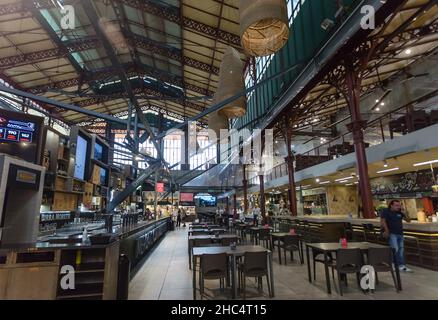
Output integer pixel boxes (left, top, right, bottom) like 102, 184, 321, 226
271, 232, 298, 238
306, 242, 388, 252
189, 234, 238, 240
192, 245, 270, 256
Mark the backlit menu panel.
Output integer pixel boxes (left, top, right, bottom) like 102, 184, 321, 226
0, 117, 35, 143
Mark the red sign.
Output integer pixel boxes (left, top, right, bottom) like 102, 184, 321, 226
156, 182, 164, 193
180, 193, 194, 202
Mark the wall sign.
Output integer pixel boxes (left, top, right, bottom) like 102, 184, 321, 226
156, 182, 164, 193
371, 169, 437, 196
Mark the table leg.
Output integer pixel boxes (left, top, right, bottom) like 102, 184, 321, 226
324, 252, 331, 294
226, 257, 231, 287
268, 251, 275, 297
188, 240, 192, 270
192, 255, 196, 300
232, 255, 237, 299
392, 248, 402, 291
277, 239, 282, 265
306, 245, 311, 283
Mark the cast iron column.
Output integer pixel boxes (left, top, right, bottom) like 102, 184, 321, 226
285, 130, 298, 216
233, 193, 237, 222
345, 68, 374, 219
242, 164, 248, 214
259, 172, 266, 224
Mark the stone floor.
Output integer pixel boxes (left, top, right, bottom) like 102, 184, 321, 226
129, 226, 438, 300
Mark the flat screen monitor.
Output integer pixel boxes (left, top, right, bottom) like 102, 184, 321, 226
0, 109, 43, 164
99, 165, 107, 186
195, 193, 217, 207
94, 142, 103, 162
74, 134, 88, 180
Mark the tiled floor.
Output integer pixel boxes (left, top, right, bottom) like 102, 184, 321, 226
129, 226, 438, 300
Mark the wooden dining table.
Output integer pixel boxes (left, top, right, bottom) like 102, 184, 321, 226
270, 232, 302, 265
192, 245, 274, 300
187, 234, 238, 269
305, 242, 402, 294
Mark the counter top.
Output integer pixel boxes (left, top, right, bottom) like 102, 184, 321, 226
274, 215, 438, 233
32, 217, 170, 251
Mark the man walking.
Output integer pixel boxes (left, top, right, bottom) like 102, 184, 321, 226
380, 200, 413, 272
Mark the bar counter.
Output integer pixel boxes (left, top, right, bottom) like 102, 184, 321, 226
273, 215, 438, 271
0, 217, 171, 299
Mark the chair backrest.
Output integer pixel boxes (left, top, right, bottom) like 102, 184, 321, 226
194, 238, 212, 247
336, 248, 363, 270
259, 228, 270, 239
283, 235, 299, 247
201, 253, 227, 275
368, 247, 393, 268
243, 251, 267, 272
191, 231, 205, 236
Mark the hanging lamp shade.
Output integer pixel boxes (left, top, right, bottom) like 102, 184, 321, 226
239, 0, 289, 56
216, 46, 247, 118
208, 98, 229, 136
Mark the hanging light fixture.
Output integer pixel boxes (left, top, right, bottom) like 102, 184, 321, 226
239, 0, 289, 56
208, 97, 229, 136
216, 46, 247, 118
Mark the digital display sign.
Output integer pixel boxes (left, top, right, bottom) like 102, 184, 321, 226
74, 135, 88, 180
94, 142, 103, 162
180, 193, 194, 202
195, 193, 217, 207
0, 109, 43, 164
156, 182, 164, 193
0, 117, 35, 143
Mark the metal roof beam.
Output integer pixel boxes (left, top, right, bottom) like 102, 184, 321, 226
27, 75, 206, 112
26, 3, 88, 80
117, 0, 241, 48
0, 35, 218, 83
0, 0, 240, 54
82, 0, 172, 172
27, 61, 213, 97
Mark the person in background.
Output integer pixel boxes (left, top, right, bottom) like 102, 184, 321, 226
172, 207, 178, 225
181, 208, 187, 227
176, 209, 182, 228
253, 205, 260, 226
380, 199, 413, 272
145, 208, 152, 220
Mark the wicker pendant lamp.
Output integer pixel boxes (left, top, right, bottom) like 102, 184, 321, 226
216, 46, 247, 118
208, 103, 229, 137
239, 0, 289, 56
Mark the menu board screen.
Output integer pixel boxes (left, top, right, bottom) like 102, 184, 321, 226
0, 110, 43, 164
74, 135, 88, 180
0, 117, 35, 143
180, 193, 194, 202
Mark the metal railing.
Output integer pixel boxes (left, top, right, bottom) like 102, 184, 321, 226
249, 102, 437, 186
